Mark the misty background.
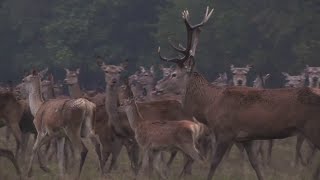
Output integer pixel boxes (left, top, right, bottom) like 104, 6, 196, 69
0, 0, 319, 89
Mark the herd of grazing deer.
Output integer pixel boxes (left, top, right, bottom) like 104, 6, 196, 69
1, 6, 320, 180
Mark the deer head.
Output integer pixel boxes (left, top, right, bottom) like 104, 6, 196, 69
136, 65, 155, 86
22, 68, 48, 92
64, 68, 80, 85
211, 72, 228, 86
96, 56, 128, 87
282, 72, 306, 88
155, 7, 214, 94
305, 65, 320, 88
159, 65, 174, 78
230, 64, 251, 86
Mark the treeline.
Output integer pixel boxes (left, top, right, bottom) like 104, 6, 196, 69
0, 0, 319, 87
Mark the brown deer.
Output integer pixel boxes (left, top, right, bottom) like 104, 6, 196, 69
156, 6, 320, 180
119, 78, 209, 177
136, 66, 155, 101
305, 65, 320, 88
22, 69, 97, 179
282, 72, 306, 88
96, 58, 141, 174
0, 91, 23, 177
282, 71, 315, 166
64, 67, 123, 173
230, 65, 251, 86
119, 96, 206, 179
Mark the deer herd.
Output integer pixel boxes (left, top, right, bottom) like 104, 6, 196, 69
1, 6, 320, 180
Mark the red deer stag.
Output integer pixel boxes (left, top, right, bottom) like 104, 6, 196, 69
156, 6, 320, 180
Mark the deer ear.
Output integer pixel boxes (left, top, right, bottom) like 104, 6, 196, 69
96, 56, 105, 67
245, 64, 252, 70
264, 74, 271, 80
150, 66, 154, 74
49, 74, 54, 82
282, 72, 289, 77
139, 66, 146, 73
159, 64, 164, 70
32, 69, 38, 76
39, 67, 48, 78
120, 59, 128, 70
64, 68, 70, 74
76, 68, 80, 75
230, 64, 235, 70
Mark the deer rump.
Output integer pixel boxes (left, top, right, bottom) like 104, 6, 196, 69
35, 99, 94, 137
209, 87, 320, 141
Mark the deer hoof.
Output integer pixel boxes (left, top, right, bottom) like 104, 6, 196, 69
40, 165, 51, 174
27, 170, 33, 178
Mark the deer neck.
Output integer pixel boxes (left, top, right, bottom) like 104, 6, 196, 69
105, 84, 120, 121
143, 84, 154, 100
68, 83, 83, 98
46, 84, 56, 99
28, 79, 44, 116
183, 72, 222, 119
124, 102, 143, 131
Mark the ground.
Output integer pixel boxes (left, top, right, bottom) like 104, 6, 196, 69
0, 128, 317, 180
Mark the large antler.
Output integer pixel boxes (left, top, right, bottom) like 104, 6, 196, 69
158, 6, 214, 68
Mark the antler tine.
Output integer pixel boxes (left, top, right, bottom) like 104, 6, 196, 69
191, 6, 214, 29
168, 38, 186, 54
158, 47, 185, 67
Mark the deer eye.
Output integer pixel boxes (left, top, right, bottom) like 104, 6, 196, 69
172, 73, 177, 78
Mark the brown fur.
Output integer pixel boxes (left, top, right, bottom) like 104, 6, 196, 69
0, 92, 23, 176
64, 68, 124, 173
23, 71, 96, 179
121, 99, 205, 179
155, 6, 320, 180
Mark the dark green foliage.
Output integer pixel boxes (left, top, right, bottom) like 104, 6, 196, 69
0, 0, 319, 88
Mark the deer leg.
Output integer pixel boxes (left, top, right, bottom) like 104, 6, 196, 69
153, 151, 168, 180
0, 148, 21, 176
64, 138, 75, 171
295, 134, 306, 166
243, 141, 265, 180
45, 138, 58, 163
207, 141, 232, 180
138, 149, 151, 179
57, 137, 65, 179
179, 154, 194, 178
258, 141, 267, 167
178, 142, 204, 177
109, 139, 123, 172
27, 133, 52, 177
20, 132, 31, 164
305, 139, 317, 165
90, 135, 103, 172
9, 122, 22, 159
267, 140, 273, 165
167, 150, 178, 167
66, 132, 87, 180
5, 126, 11, 142
125, 139, 141, 175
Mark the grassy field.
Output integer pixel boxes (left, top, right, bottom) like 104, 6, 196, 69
0, 128, 317, 180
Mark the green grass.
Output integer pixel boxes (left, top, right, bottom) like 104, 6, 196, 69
0, 128, 317, 180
